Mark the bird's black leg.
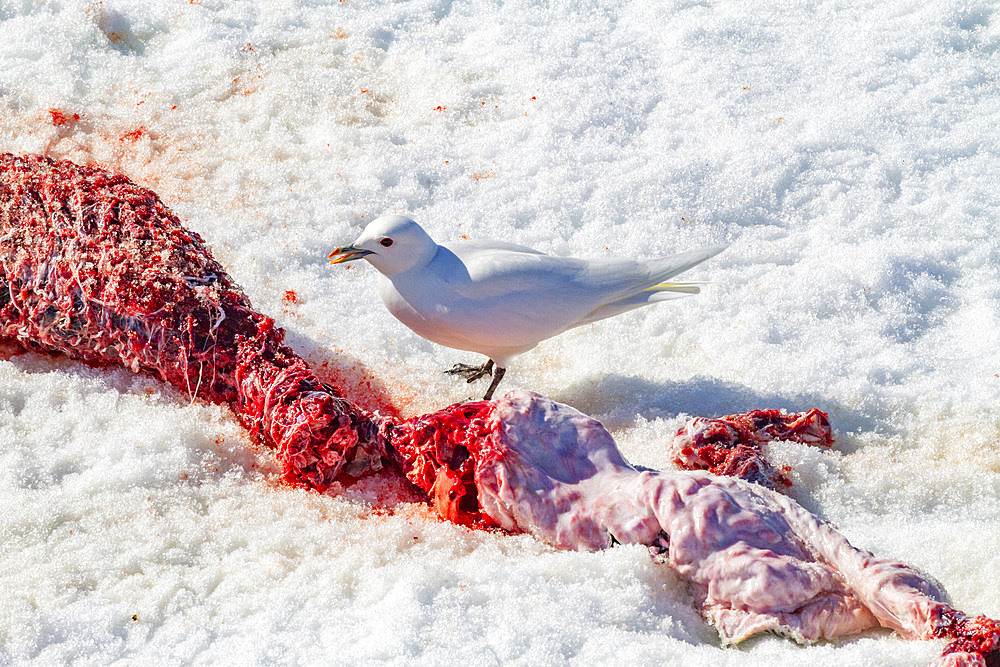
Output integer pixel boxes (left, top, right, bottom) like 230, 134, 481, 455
445, 359, 494, 383
482, 366, 505, 400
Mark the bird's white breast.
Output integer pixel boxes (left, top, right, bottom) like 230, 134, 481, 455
376, 273, 484, 351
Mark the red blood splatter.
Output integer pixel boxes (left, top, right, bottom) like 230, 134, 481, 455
669, 409, 833, 488
282, 290, 298, 304
49, 109, 80, 127
120, 127, 148, 142
433, 106, 446, 112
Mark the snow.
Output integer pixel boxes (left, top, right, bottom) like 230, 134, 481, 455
0, 0, 998, 664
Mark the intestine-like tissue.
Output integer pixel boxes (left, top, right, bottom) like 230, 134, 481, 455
1, 153, 994, 667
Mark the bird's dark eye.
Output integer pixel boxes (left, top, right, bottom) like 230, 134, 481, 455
380, 238, 393, 247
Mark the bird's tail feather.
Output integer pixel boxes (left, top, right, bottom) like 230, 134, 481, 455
573, 245, 726, 328
643, 281, 706, 295
647, 244, 728, 284
575, 284, 702, 327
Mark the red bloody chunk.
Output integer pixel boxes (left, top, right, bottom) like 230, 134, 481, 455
0, 152, 379, 489
383, 400, 498, 527
669, 408, 833, 487
935, 610, 1000, 666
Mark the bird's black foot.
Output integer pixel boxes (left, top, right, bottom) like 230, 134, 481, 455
445, 359, 494, 383
445, 360, 505, 400
482, 366, 505, 400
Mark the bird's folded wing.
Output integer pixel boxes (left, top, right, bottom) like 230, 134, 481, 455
449, 243, 725, 299
446, 244, 595, 298
431, 242, 727, 342
646, 245, 728, 282
573, 244, 727, 303
574, 283, 704, 327
452, 239, 546, 256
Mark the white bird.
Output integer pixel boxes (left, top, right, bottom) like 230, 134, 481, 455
329, 215, 725, 400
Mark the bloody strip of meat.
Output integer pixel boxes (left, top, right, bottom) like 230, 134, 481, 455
0, 152, 381, 489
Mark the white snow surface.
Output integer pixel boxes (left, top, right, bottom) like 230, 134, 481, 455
0, 0, 998, 665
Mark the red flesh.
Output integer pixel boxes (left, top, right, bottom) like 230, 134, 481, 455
669, 408, 833, 488
0, 152, 379, 489
935, 610, 1000, 666
382, 400, 499, 527
670, 409, 999, 663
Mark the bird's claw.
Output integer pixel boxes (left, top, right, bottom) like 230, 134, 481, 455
446, 360, 504, 400
445, 361, 494, 383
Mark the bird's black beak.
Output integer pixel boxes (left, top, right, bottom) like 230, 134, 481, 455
328, 244, 374, 264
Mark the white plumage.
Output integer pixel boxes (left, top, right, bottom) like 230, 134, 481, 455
329, 215, 725, 398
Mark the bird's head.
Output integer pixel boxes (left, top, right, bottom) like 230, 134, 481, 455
328, 215, 438, 276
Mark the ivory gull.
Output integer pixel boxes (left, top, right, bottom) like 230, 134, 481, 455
329, 215, 725, 398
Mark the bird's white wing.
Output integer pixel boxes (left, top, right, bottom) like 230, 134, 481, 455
572, 245, 727, 300
445, 242, 593, 298
450, 238, 546, 256
645, 244, 728, 284
444, 241, 727, 313
390, 241, 726, 352
412, 243, 611, 346
568, 245, 726, 326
